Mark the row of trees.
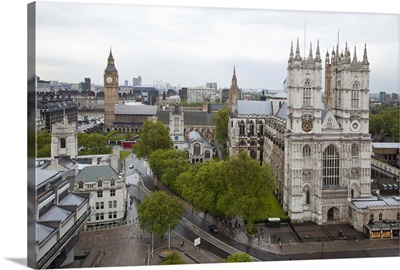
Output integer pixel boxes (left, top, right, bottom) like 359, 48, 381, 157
133, 119, 278, 233
176, 151, 277, 233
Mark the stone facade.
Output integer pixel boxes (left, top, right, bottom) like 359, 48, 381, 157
227, 39, 399, 231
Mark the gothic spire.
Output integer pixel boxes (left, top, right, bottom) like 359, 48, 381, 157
316, 40, 321, 61
363, 43, 369, 64
308, 42, 313, 59
352, 45, 358, 62
232, 65, 237, 86
289, 41, 294, 61
295, 38, 301, 60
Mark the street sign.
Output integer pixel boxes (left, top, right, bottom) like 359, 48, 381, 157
194, 237, 201, 246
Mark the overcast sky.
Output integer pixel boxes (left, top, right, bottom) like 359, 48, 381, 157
35, 1, 399, 93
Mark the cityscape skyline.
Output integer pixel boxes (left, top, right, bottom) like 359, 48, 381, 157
35, 1, 399, 93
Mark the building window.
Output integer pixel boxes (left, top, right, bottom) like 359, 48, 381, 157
78, 182, 83, 189
60, 138, 66, 148
305, 190, 310, 205
100, 213, 104, 220
379, 213, 383, 221
205, 150, 210, 159
239, 120, 245, 136
370, 213, 374, 222
97, 190, 103, 198
110, 189, 116, 197
113, 212, 117, 219
111, 180, 115, 187
397, 212, 400, 221
327, 118, 333, 129
109, 212, 113, 219
351, 82, 360, 108
109, 201, 113, 208
351, 144, 359, 157
249, 121, 254, 136
95, 213, 100, 220
303, 145, 311, 158
322, 144, 340, 187
194, 143, 200, 155
98, 181, 103, 188
100, 202, 104, 209
113, 200, 117, 208
303, 79, 312, 107
96, 202, 100, 209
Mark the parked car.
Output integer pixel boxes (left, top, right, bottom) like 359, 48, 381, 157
129, 164, 134, 169
208, 224, 218, 233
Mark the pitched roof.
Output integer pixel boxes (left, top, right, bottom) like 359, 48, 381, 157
76, 165, 119, 183
237, 100, 272, 116
115, 104, 157, 115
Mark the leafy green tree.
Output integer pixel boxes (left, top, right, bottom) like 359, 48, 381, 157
77, 132, 111, 154
218, 151, 277, 233
133, 119, 173, 159
225, 252, 252, 263
149, 149, 190, 191
37, 130, 51, 157
369, 106, 399, 142
137, 191, 184, 238
213, 107, 230, 144
176, 160, 227, 215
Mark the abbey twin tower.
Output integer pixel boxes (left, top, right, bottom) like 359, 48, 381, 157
228, 38, 375, 228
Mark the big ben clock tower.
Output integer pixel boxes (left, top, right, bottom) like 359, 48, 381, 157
104, 48, 119, 129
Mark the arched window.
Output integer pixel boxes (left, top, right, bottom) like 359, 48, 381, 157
305, 190, 310, 205
303, 79, 312, 107
60, 138, 66, 148
379, 213, 383, 221
194, 143, 200, 155
259, 120, 264, 136
205, 150, 210, 159
323, 144, 340, 187
249, 121, 254, 136
351, 144, 359, 157
239, 120, 245, 136
303, 145, 311, 158
351, 82, 360, 108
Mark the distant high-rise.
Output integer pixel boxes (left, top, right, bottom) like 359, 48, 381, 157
132, 75, 142, 86
104, 49, 119, 128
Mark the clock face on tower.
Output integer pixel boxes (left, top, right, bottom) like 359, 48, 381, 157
106, 76, 112, 83
302, 119, 313, 132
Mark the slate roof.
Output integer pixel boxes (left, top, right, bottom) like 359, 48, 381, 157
157, 110, 216, 126
276, 102, 287, 119
59, 193, 86, 207
37, 99, 77, 112
237, 100, 272, 116
115, 104, 157, 115
352, 196, 400, 209
39, 206, 73, 223
36, 223, 57, 244
36, 169, 62, 188
76, 165, 119, 183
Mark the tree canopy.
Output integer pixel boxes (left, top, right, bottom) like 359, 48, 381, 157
149, 149, 190, 191
77, 132, 111, 155
218, 151, 277, 232
137, 191, 184, 238
213, 107, 230, 144
36, 130, 51, 157
133, 119, 173, 159
176, 151, 277, 232
369, 104, 399, 142
225, 252, 252, 263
